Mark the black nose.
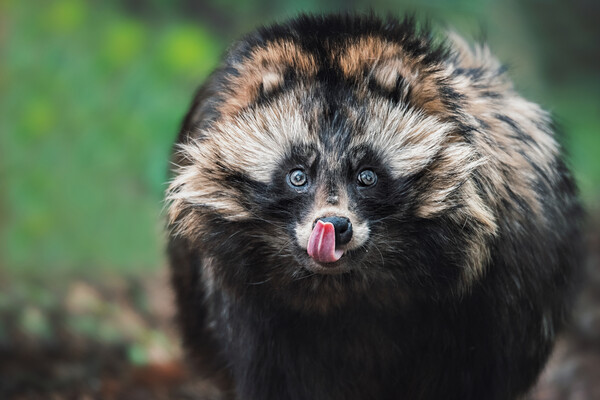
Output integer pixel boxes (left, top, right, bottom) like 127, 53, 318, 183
317, 216, 353, 246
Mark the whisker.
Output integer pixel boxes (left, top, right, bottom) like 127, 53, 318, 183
246, 277, 273, 285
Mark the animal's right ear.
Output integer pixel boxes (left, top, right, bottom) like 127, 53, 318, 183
176, 65, 287, 142
218, 40, 317, 117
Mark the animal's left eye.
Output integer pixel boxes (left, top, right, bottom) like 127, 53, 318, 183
288, 169, 308, 187
357, 169, 377, 187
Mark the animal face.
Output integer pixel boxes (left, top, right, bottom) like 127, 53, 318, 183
167, 16, 556, 311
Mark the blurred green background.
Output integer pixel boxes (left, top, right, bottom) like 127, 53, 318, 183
1, 0, 599, 276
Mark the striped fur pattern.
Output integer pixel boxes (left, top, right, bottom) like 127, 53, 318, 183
166, 15, 582, 400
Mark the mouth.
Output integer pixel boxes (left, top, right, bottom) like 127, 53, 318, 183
294, 217, 367, 275
307, 220, 345, 263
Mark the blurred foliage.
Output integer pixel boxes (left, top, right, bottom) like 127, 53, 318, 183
0, 0, 598, 274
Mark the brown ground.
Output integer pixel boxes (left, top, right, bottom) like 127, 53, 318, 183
0, 270, 222, 400
530, 218, 600, 400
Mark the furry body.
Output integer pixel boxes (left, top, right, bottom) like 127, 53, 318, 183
167, 15, 582, 400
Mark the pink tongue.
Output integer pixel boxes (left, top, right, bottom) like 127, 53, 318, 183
307, 220, 344, 263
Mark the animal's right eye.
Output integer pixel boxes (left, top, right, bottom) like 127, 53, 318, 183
288, 169, 308, 188
357, 169, 377, 187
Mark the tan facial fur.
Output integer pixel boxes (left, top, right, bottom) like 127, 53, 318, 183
168, 91, 317, 238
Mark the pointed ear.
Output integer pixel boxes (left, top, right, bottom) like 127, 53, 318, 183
336, 37, 450, 116
445, 30, 501, 71
371, 57, 448, 116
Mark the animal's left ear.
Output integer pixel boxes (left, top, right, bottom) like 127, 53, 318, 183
336, 37, 452, 116
371, 56, 450, 116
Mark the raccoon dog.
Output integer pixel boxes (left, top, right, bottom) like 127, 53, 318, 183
166, 14, 582, 400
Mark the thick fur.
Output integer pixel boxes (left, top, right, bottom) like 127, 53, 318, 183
166, 15, 582, 400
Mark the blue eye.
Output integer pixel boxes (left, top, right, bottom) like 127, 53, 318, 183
288, 169, 308, 187
357, 169, 377, 187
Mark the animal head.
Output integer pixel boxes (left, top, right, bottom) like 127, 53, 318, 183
167, 15, 558, 312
